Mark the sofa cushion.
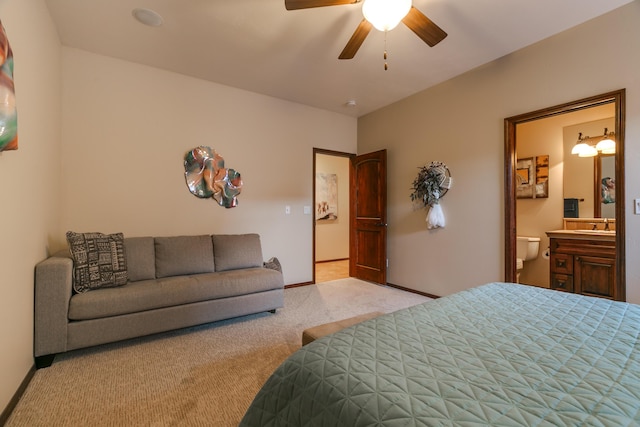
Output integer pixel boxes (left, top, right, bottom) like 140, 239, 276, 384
66, 231, 128, 293
68, 268, 284, 320
154, 235, 215, 278
212, 234, 263, 272
124, 237, 155, 282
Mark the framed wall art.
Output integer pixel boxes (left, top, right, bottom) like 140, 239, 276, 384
516, 155, 549, 199
516, 157, 534, 199
315, 173, 338, 221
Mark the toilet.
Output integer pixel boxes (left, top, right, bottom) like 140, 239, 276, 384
516, 236, 540, 282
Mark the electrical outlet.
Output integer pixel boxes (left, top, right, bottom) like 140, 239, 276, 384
635, 199, 640, 215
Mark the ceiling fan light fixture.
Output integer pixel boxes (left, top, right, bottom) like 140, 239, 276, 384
362, 0, 412, 32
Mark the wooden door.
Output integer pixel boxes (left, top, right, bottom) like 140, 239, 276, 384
350, 150, 387, 284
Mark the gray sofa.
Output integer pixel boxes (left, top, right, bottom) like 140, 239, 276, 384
34, 233, 284, 368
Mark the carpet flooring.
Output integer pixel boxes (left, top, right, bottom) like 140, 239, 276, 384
7, 279, 431, 426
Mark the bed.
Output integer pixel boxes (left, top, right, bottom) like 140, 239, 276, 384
240, 282, 640, 426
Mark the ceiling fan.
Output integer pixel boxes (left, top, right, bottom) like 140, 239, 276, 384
284, 0, 447, 60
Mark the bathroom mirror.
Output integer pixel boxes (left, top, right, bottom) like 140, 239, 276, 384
562, 112, 615, 219
595, 154, 615, 218
504, 89, 626, 299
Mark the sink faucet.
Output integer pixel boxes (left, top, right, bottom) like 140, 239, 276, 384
604, 218, 610, 231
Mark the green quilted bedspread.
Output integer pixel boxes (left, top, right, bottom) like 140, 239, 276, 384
240, 283, 640, 426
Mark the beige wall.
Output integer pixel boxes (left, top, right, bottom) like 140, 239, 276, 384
58, 48, 357, 285
515, 116, 565, 287
0, 0, 62, 413
358, 2, 640, 301
315, 154, 350, 261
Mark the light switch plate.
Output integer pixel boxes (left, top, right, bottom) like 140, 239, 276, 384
635, 199, 640, 215
285, 206, 291, 215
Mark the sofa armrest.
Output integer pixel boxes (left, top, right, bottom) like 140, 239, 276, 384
34, 253, 73, 357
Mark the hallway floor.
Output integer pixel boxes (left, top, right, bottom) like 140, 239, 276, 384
315, 259, 349, 283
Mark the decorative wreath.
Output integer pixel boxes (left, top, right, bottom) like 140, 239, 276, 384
410, 161, 451, 208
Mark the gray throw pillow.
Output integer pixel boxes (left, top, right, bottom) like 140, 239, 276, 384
66, 231, 128, 293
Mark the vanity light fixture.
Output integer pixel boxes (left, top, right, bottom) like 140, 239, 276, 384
595, 127, 616, 154
578, 144, 598, 157
571, 132, 594, 156
571, 129, 616, 157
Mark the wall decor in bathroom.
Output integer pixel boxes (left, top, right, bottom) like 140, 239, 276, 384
315, 173, 338, 221
410, 161, 452, 229
0, 20, 17, 152
516, 155, 549, 199
184, 146, 243, 208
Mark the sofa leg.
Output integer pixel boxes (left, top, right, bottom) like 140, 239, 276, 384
35, 354, 56, 369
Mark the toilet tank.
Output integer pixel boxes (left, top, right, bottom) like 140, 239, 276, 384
516, 236, 540, 261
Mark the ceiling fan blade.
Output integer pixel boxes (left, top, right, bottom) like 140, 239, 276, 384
285, 0, 360, 11
402, 6, 447, 47
339, 19, 372, 59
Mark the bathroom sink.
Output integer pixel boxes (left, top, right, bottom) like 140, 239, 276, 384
577, 230, 616, 235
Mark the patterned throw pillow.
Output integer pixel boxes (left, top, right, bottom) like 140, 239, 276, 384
66, 231, 128, 293
263, 257, 282, 273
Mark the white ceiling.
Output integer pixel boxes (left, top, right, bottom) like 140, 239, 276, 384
45, 0, 633, 117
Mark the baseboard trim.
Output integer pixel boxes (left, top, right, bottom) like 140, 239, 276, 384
286, 280, 441, 300
386, 282, 441, 299
0, 363, 35, 425
284, 281, 314, 289
315, 258, 348, 264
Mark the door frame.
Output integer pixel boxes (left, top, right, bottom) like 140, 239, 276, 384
312, 148, 355, 284
504, 89, 625, 300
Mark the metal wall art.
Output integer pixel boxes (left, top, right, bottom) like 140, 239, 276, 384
0, 20, 17, 152
184, 146, 243, 208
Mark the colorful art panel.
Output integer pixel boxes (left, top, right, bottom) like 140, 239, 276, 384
316, 173, 338, 221
0, 20, 17, 152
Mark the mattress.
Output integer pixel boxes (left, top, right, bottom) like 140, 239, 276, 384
240, 282, 640, 426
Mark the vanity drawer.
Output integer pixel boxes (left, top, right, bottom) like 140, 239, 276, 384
550, 253, 573, 275
550, 274, 574, 293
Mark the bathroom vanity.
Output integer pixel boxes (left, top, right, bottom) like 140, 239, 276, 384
546, 228, 617, 300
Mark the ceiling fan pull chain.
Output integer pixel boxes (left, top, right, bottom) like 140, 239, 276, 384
384, 31, 388, 70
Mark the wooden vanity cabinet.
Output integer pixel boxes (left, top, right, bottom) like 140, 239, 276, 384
548, 237, 617, 300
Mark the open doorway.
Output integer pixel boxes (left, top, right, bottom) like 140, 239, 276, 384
313, 148, 353, 283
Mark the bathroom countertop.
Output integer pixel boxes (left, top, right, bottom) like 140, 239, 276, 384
545, 229, 616, 241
